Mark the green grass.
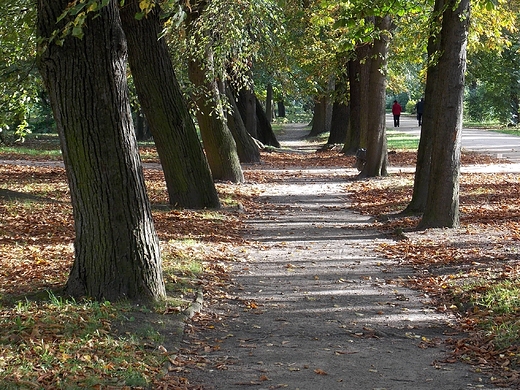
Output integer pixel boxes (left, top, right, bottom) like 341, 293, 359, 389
162, 240, 205, 298
451, 278, 520, 350
0, 132, 162, 162
387, 132, 419, 149
0, 294, 164, 388
0, 146, 62, 159
271, 111, 313, 125
0, 290, 192, 388
0, 241, 204, 388
475, 279, 520, 314
463, 119, 503, 128
485, 320, 520, 350
491, 128, 520, 137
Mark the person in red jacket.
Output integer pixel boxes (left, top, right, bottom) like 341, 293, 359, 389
392, 100, 402, 127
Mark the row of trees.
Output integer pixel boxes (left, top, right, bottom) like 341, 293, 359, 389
2, 0, 517, 302
283, 0, 516, 230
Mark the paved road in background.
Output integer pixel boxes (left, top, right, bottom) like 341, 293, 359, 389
387, 114, 520, 163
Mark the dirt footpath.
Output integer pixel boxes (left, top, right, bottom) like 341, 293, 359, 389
181, 128, 503, 390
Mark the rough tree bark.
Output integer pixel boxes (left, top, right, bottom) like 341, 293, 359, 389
37, 0, 165, 301
185, 3, 244, 183
327, 69, 349, 145
359, 16, 391, 178
418, 0, 469, 229
120, 0, 220, 208
255, 96, 280, 148
238, 87, 258, 138
402, 0, 442, 215
342, 44, 370, 155
225, 85, 261, 163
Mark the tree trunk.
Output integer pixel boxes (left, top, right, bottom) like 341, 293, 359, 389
359, 16, 391, 178
327, 102, 349, 145
238, 87, 258, 138
328, 68, 349, 145
266, 83, 274, 123
225, 85, 261, 163
402, 1, 442, 215
308, 98, 328, 136
236, 86, 280, 147
277, 101, 286, 117
120, 0, 220, 208
135, 109, 152, 141
255, 96, 280, 147
308, 78, 334, 137
185, 5, 244, 183
342, 45, 370, 154
511, 90, 519, 125
37, 0, 165, 301
418, 0, 469, 229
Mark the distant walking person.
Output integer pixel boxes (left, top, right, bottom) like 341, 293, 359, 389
415, 98, 425, 126
392, 100, 402, 127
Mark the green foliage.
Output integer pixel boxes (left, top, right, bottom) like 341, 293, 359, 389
463, 0, 519, 125
0, 0, 41, 144
51, 0, 111, 43
175, 0, 283, 89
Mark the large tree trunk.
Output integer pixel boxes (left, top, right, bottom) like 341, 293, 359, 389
327, 69, 349, 145
189, 60, 244, 182
37, 0, 165, 301
120, 0, 220, 209
255, 96, 280, 147
418, 0, 469, 229
185, 5, 244, 183
402, 1, 442, 215
238, 87, 258, 138
327, 102, 349, 145
308, 97, 330, 136
225, 86, 261, 163
359, 16, 391, 178
342, 45, 370, 154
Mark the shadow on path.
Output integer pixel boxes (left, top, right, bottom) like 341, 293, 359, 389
182, 125, 503, 390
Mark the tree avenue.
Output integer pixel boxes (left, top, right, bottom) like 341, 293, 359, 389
37, 0, 166, 301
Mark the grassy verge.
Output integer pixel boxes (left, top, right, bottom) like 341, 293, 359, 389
0, 295, 173, 389
387, 131, 419, 149
0, 238, 208, 389
0, 134, 160, 163
0, 149, 244, 389
491, 128, 520, 137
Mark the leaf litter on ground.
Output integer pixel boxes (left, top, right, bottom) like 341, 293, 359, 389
1, 143, 519, 388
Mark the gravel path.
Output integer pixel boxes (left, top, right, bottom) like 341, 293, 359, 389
182, 126, 504, 390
